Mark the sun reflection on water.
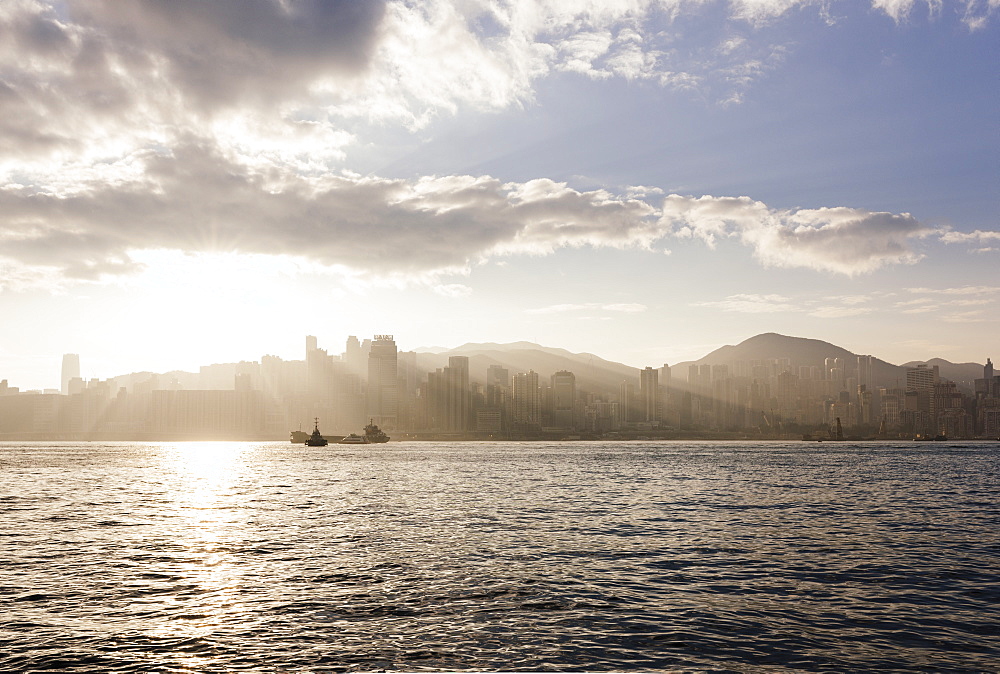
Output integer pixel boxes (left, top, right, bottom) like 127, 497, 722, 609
146, 442, 258, 647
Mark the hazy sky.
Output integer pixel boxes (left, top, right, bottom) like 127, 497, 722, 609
1, 0, 997, 390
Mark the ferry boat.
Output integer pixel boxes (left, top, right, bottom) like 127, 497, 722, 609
339, 433, 370, 444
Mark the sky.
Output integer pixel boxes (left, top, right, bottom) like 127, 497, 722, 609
1, 0, 998, 390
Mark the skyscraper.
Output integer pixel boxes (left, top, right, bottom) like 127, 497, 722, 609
444, 355, 469, 431
61, 353, 80, 395
640, 366, 659, 423
367, 335, 398, 429
550, 370, 576, 429
857, 354, 873, 391
512, 370, 541, 428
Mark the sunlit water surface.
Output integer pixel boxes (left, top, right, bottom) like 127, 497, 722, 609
2, 441, 998, 672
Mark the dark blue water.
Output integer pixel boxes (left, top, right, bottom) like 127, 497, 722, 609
2, 441, 998, 672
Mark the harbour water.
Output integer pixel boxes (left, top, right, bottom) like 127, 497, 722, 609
2, 440, 998, 672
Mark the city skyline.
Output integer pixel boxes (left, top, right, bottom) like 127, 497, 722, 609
3, 331, 997, 440
1, 1, 997, 392
3, 328, 993, 395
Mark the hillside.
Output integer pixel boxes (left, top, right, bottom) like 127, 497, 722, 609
670, 333, 905, 388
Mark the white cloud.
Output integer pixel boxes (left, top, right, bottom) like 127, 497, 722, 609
905, 285, 1000, 295
939, 229, 1000, 244
0, 142, 940, 286
693, 293, 797, 313
527, 302, 647, 314
662, 195, 933, 275
0, 0, 975, 290
808, 306, 875, 318
432, 283, 473, 298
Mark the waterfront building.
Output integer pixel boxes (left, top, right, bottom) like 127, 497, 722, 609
639, 367, 659, 424
550, 370, 576, 429
857, 355, 873, 391
367, 335, 398, 429
61, 354, 80, 395
618, 380, 635, 424
512, 370, 541, 429
445, 356, 469, 431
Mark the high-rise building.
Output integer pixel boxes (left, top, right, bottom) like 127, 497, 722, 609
639, 366, 659, 423
305, 335, 318, 354
512, 370, 541, 428
444, 356, 469, 431
619, 380, 635, 424
61, 354, 80, 395
345, 336, 364, 379
550, 370, 576, 429
367, 335, 398, 429
857, 355, 873, 391
906, 363, 939, 391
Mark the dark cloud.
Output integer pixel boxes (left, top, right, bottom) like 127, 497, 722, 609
67, 0, 387, 110
0, 0, 386, 160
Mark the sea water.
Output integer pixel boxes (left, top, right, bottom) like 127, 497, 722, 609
2, 440, 998, 672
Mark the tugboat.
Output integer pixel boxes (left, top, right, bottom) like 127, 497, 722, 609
305, 418, 329, 447
364, 419, 390, 443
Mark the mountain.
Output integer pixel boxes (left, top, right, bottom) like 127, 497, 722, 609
669, 333, 981, 392
671, 333, 901, 388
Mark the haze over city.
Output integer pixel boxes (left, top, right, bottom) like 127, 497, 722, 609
1, 1, 997, 391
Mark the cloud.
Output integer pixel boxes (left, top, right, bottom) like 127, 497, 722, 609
9, 0, 969, 170
432, 283, 473, 298
693, 293, 797, 313
0, 1, 973, 288
527, 302, 647, 315
0, 139, 940, 285
662, 195, 933, 275
808, 306, 874, 318
905, 285, 1000, 295
0, 139, 662, 281
939, 229, 1000, 244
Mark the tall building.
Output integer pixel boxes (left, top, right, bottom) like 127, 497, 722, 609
639, 366, 659, 423
512, 370, 541, 428
61, 354, 80, 395
345, 336, 364, 379
906, 364, 939, 391
857, 355, 873, 391
305, 335, 318, 354
550, 370, 576, 429
619, 380, 635, 424
444, 356, 469, 431
367, 335, 398, 429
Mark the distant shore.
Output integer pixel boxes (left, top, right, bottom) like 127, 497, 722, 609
2, 432, 996, 443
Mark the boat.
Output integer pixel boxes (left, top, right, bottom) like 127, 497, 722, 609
305, 418, 328, 447
339, 433, 370, 444
364, 419, 390, 443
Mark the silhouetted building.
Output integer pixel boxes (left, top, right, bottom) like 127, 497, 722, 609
61, 354, 80, 395
639, 366, 659, 424
368, 335, 398, 429
550, 370, 576, 429
512, 370, 541, 429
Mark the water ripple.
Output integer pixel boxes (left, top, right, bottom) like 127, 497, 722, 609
1, 440, 998, 671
